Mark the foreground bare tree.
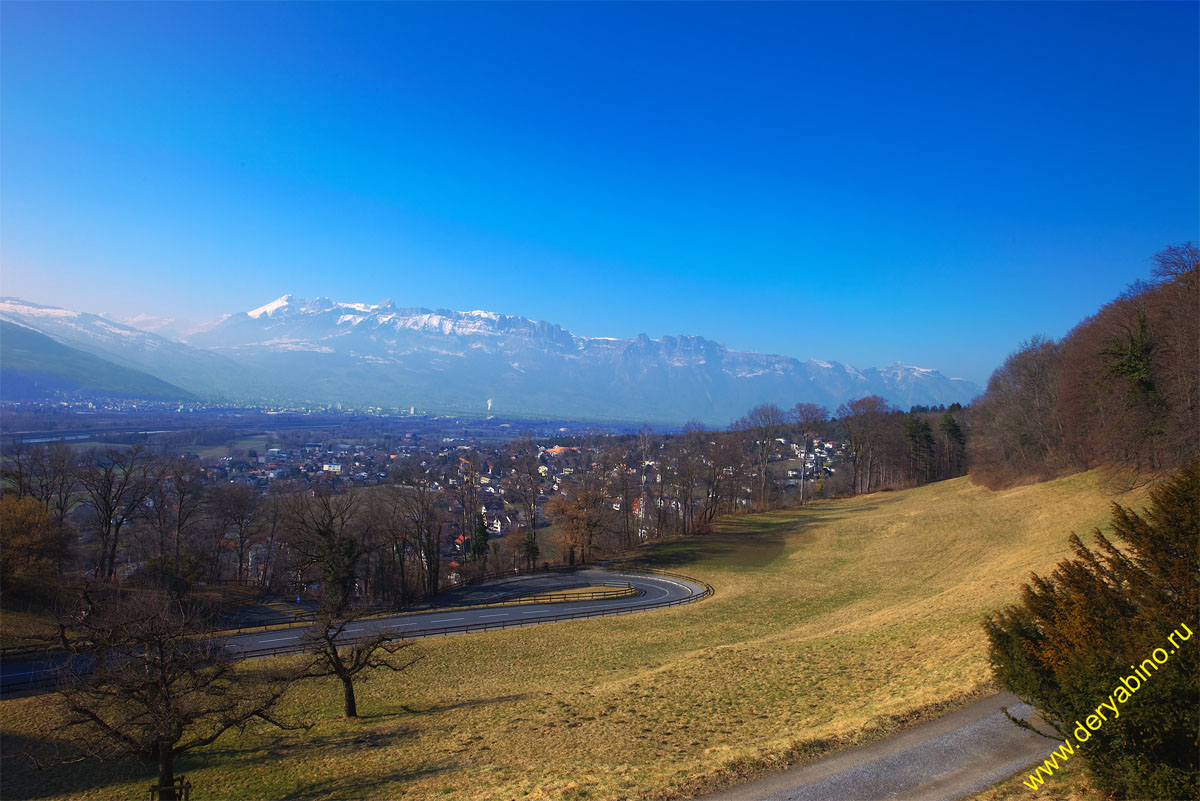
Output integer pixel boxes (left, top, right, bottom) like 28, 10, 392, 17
303, 609, 419, 718
45, 587, 304, 800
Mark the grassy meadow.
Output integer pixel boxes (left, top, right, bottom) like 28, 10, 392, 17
0, 470, 1150, 800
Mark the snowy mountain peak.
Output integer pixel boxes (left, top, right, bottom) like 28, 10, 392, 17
0, 297, 81, 320
248, 295, 294, 318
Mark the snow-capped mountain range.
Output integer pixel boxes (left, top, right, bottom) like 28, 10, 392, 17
0, 295, 982, 423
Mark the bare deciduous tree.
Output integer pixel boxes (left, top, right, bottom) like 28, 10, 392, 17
837, 396, 893, 495
745, 403, 787, 509
284, 485, 363, 613
44, 587, 304, 800
211, 482, 261, 583
504, 436, 542, 569
283, 485, 420, 718
392, 458, 446, 597
27, 442, 81, 539
546, 450, 615, 564
303, 610, 419, 718
138, 456, 205, 582
790, 403, 828, 505
78, 446, 156, 580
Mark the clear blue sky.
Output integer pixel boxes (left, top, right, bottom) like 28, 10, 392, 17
2, 1, 1196, 385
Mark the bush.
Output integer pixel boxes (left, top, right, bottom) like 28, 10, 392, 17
0, 495, 67, 609
984, 463, 1199, 799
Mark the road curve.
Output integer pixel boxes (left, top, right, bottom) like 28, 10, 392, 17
219, 567, 706, 658
0, 568, 708, 694
702, 692, 1052, 801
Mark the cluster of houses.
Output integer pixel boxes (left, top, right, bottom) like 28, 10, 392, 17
203, 436, 587, 557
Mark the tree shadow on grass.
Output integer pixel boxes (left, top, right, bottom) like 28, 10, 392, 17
277, 758, 459, 800
1, 732, 150, 801
626, 539, 736, 571
402, 692, 531, 715
627, 530, 791, 571
199, 722, 419, 768
620, 500, 894, 574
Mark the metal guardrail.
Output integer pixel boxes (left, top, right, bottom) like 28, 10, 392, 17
0, 568, 712, 694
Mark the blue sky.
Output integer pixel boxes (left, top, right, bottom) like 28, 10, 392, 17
1, 1, 1196, 385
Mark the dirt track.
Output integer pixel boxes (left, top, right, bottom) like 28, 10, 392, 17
703, 692, 1054, 801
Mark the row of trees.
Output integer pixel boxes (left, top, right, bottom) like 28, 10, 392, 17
836, 398, 966, 495
972, 244, 1198, 487
1, 442, 284, 590
539, 399, 968, 565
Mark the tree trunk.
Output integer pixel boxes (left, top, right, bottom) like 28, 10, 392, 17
105, 524, 122, 580
342, 675, 358, 718
157, 744, 176, 800
800, 442, 807, 505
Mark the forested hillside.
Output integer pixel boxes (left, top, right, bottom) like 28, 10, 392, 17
970, 244, 1197, 487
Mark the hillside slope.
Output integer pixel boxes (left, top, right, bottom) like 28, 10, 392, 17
0, 470, 1150, 801
0, 321, 196, 401
0, 298, 253, 401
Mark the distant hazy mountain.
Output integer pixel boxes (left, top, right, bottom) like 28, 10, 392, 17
0, 297, 258, 402
0, 320, 195, 402
1, 294, 981, 422
186, 295, 981, 421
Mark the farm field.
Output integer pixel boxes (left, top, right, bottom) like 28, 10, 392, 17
190, 435, 270, 462
0, 469, 1150, 801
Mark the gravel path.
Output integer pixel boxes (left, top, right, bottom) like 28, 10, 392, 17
703, 692, 1053, 801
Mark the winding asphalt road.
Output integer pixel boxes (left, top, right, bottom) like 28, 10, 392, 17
0, 568, 706, 693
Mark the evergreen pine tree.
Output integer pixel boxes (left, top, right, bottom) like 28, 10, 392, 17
984, 463, 1199, 799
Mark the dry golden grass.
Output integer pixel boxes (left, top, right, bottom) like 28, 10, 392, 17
0, 469, 1149, 801
967, 756, 1113, 801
